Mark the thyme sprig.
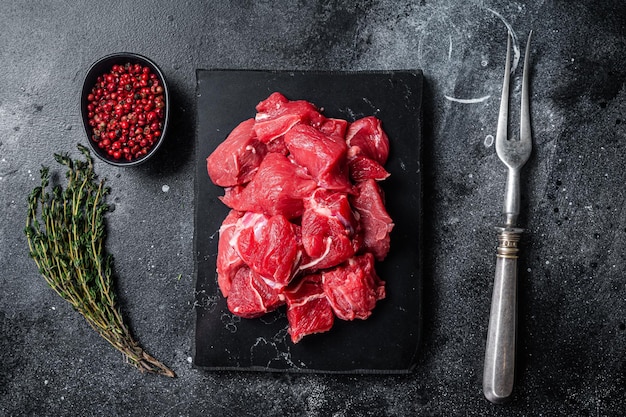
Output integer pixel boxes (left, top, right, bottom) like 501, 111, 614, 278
25, 144, 175, 377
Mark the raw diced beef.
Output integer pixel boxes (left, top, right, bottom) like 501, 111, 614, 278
351, 179, 394, 261
227, 266, 284, 319
284, 124, 352, 192
347, 153, 390, 182
220, 152, 317, 219
206, 118, 267, 187
207, 93, 394, 341
346, 116, 390, 165
216, 210, 245, 297
284, 274, 334, 343
346, 116, 391, 182
322, 253, 385, 321
232, 212, 301, 289
319, 118, 348, 142
254, 92, 325, 144
300, 189, 358, 270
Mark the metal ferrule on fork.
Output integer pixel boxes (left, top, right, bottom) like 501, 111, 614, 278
496, 227, 523, 259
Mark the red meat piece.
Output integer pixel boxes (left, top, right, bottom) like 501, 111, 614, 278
232, 212, 301, 289
220, 152, 317, 219
345, 116, 391, 182
284, 124, 352, 192
300, 189, 358, 271
227, 266, 284, 318
351, 179, 394, 261
284, 274, 334, 343
206, 118, 268, 187
216, 210, 245, 297
346, 116, 390, 165
347, 153, 390, 182
254, 92, 325, 144
319, 117, 348, 142
322, 253, 386, 321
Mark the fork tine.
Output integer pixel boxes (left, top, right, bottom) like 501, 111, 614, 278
496, 33, 512, 146
520, 30, 533, 144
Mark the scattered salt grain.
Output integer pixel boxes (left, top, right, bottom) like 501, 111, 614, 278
162, 184, 170, 192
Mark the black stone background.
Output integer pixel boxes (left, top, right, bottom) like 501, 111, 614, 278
1, 1, 625, 416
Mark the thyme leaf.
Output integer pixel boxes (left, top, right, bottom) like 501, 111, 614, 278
25, 144, 175, 377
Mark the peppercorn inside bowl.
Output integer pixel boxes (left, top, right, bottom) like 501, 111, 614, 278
81, 53, 170, 166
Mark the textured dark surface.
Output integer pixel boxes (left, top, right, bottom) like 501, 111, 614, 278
1, 1, 625, 416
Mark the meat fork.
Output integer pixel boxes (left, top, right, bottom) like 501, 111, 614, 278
483, 30, 533, 404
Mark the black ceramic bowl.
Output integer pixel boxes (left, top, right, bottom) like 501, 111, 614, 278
80, 52, 170, 167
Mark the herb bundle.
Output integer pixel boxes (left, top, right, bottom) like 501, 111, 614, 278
25, 144, 175, 377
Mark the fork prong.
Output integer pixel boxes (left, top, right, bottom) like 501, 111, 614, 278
495, 33, 512, 146
520, 30, 533, 144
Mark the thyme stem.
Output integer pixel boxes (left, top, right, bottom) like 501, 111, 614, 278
25, 144, 175, 377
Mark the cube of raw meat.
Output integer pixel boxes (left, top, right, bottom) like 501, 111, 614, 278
319, 117, 348, 142
254, 92, 325, 144
216, 210, 245, 297
284, 274, 334, 343
351, 179, 394, 261
300, 188, 358, 271
206, 118, 267, 187
220, 152, 318, 219
284, 124, 352, 192
232, 212, 301, 289
346, 116, 389, 165
322, 253, 385, 321
227, 266, 284, 318
345, 116, 391, 182
347, 153, 390, 182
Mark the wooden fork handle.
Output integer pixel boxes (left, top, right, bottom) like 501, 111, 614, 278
483, 226, 522, 403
